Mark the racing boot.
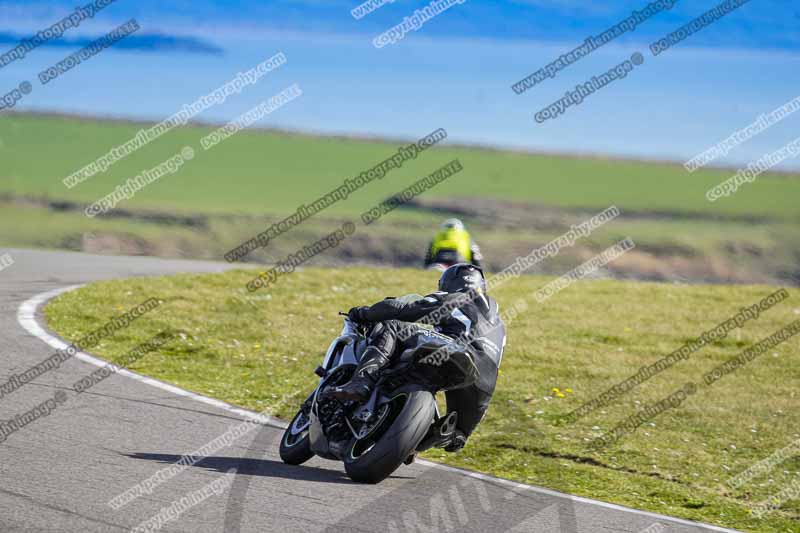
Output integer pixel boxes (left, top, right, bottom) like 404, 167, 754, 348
443, 429, 467, 452
417, 411, 458, 451
328, 346, 390, 402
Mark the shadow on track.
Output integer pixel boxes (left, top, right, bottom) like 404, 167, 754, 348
123, 452, 357, 484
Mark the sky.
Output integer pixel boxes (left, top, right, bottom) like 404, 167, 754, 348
1, 0, 799, 170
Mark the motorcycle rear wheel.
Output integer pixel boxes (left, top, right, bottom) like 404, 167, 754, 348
343, 390, 435, 483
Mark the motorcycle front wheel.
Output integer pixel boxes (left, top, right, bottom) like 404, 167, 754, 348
279, 402, 314, 465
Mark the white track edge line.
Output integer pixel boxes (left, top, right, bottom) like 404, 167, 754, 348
18, 285, 742, 533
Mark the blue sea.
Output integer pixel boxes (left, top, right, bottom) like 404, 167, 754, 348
1, 0, 799, 170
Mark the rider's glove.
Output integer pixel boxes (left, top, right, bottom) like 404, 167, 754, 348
347, 306, 369, 323
444, 430, 467, 453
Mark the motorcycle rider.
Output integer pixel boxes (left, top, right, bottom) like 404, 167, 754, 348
329, 263, 505, 452
424, 218, 483, 269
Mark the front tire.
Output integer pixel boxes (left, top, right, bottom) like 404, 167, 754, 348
279, 404, 314, 465
344, 390, 435, 483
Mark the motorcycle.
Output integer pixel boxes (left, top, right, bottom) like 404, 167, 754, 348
426, 262, 451, 272
425, 248, 463, 272
279, 295, 479, 483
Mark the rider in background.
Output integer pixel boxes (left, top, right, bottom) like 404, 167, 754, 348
424, 218, 483, 270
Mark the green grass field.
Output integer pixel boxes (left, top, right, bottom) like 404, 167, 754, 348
3, 113, 799, 218
44, 268, 800, 532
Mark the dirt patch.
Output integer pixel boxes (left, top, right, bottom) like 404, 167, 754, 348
607, 249, 773, 285
80, 232, 156, 256
0, 193, 210, 228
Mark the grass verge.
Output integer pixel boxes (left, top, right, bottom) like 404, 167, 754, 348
44, 267, 800, 532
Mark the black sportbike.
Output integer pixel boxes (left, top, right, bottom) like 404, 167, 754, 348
279, 296, 478, 483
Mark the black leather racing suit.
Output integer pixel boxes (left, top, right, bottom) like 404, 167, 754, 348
357, 290, 506, 437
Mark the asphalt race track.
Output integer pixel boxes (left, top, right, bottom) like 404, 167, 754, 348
0, 248, 741, 532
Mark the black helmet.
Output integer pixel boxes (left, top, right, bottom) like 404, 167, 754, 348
438, 263, 486, 293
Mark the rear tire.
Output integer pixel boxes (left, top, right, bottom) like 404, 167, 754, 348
279, 405, 314, 465
344, 390, 435, 484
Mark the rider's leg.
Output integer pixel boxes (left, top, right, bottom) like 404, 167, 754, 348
328, 320, 402, 401
442, 385, 493, 451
